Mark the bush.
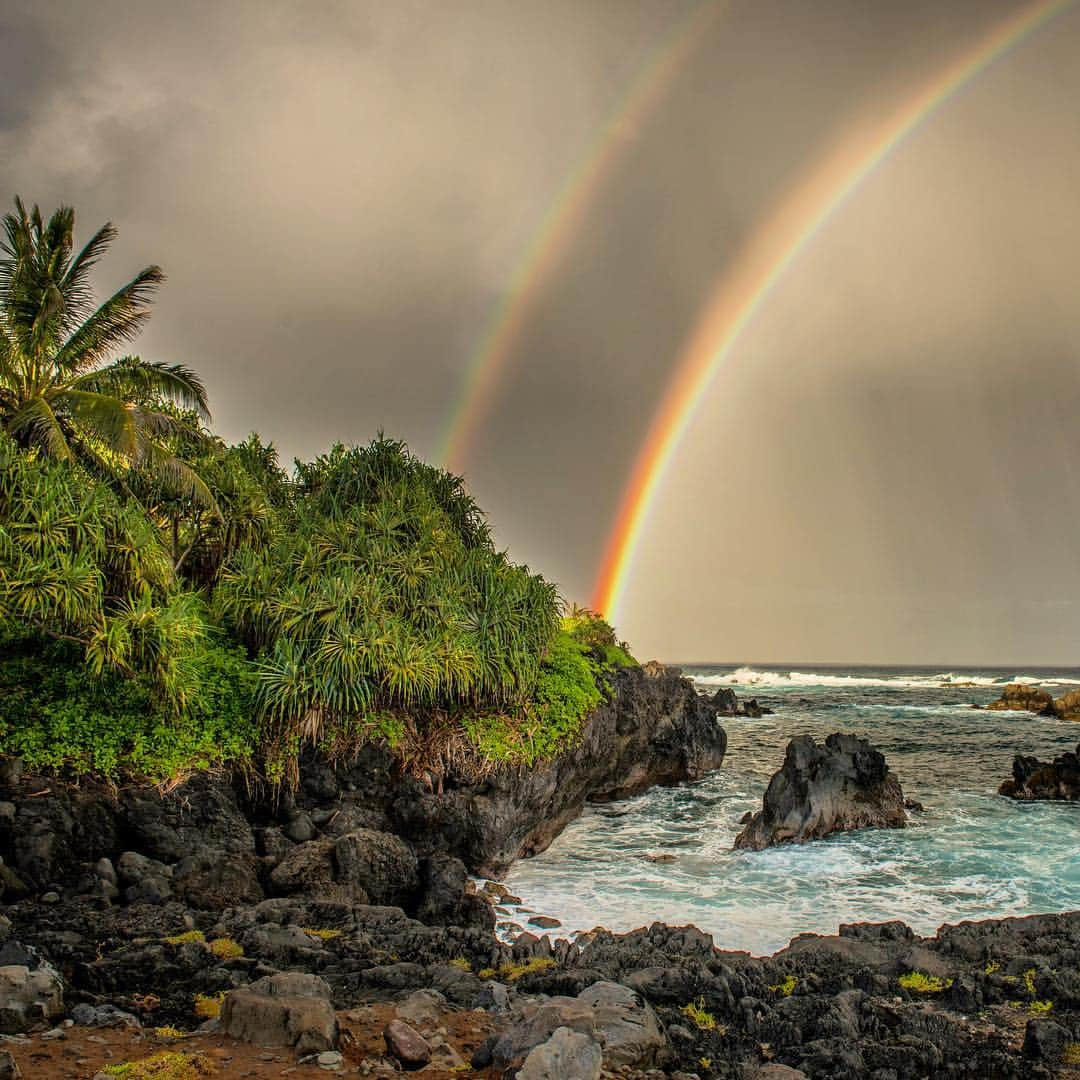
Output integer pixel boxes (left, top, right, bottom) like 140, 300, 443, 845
0, 633, 256, 780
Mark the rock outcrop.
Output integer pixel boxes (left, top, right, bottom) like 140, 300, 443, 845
734, 733, 908, 850
0, 662, 725, 922
220, 972, 338, 1053
985, 682, 1080, 719
999, 744, 1080, 801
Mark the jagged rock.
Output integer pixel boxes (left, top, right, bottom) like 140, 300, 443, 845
333, 829, 418, 906
477, 996, 598, 1070
999, 744, 1080, 801
735, 733, 907, 850
383, 1018, 431, 1070
517, 1026, 603, 1080
985, 684, 1056, 716
1022, 1017, 1070, 1060
0, 951, 64, 1033
1053, 688, 1080, 720
221, 972, 338, 1053
414, 854, 493, 930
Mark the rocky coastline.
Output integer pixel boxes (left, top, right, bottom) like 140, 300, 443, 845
2, 667, 1079, 1078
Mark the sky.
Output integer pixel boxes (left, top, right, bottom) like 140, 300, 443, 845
3, 0, 1080, 665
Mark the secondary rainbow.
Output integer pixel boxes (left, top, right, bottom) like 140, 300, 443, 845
437, 1, 724, 472
592, 0, 1077, 619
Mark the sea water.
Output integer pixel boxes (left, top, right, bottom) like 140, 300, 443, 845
501, 665, 1080, 956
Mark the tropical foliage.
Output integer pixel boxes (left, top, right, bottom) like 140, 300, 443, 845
0, 197, 635, 783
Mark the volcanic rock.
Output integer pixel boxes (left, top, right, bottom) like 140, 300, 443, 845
220, 972, 338, 1054
734, 733, 908, 850
999, 744, 1080, 801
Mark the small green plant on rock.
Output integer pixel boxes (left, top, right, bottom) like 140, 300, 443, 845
208, 937, 243, 960
1029, 1000, 1054, 1016
898, 971, 953, 995
478, 967, 497, 979
449, 957, 473, 972
1023, 968, 1038, 995
1063, 1043, 1080, 1066
301, 927, 342, 941
681, 997, 720, 1031
984, 961, 1000, 975
193, 992, 226, 1020
163, 930, 205, 946
102, 1051, 216, 1079
768, 975, 798, 996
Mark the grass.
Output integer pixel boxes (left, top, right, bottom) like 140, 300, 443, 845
768, 975, 798, 997
681, 997, 721, 1031
478, 967, 497, 979
497, 957, 556, 982
1063, 1043, 1080, 1066
898, 971, 953, 995
448, 957, 472, 972
193, 992, 226, 1020
153, 1026, 189, 1040
207, 937, 243, 960
984, 961, 1001, 975
101, 1051, 216, 1079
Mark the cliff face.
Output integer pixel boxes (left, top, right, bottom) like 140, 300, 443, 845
0, 663, 725, 917
382, 661, 727, 876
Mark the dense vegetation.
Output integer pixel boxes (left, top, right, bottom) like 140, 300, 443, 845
0, 198, 634, 783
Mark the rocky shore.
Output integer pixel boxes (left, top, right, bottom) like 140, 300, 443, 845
2, 667, 1079, 1078
1000, 745, 1080, 802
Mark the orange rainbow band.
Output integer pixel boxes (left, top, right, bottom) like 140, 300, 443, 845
592, 0, 1077, 619
438, 1, 725, 472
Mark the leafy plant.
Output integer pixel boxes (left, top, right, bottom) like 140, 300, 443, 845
768, 975, 798, 996
682, 997, 720, 1031
898, 971, 952, 994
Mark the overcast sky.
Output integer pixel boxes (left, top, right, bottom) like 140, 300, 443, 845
4, 0, 1080, 665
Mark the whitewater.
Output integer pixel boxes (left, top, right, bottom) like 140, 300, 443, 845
502, 664, 1080, 956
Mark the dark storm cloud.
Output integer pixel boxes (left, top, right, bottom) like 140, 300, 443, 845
2, 0, 1079, 662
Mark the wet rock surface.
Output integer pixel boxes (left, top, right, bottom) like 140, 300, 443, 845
734, 733, 908, 850
1000, 744, 1080, 802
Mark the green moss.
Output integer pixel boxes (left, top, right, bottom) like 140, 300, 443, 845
898, 971, 953, 995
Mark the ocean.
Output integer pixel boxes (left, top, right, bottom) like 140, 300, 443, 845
501, 664, 1080, 956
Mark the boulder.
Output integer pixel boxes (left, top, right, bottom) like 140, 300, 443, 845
518, 1026, 603, 1080
985, 684, 1056, 716
172, 850, 264, 910
0, 1049, 20, 1080
414, 854, 494, 930
0, 952, 64, 1034
577, 980, 666, 1067
383, 1018, 431, 1070
269, 840, 338, 895
333, 829, 418, 906
735, 733, 907, 850
999, 745, 1080, 802
220, 972, 338, 1054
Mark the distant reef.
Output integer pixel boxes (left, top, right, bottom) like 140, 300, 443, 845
984, 682, 1080, 720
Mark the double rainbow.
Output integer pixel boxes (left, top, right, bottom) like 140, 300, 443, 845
592, 0, 1076, 619
437, 1, 725, 472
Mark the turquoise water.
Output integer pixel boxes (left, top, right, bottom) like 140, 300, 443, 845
502, 665, 1080, 956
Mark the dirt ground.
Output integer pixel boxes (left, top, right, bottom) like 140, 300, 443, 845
1, 1002, 500, 1078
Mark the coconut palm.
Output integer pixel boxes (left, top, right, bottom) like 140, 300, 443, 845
0, 198, 212, 503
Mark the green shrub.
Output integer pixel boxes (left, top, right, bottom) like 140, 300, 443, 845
0, 634, 255, 780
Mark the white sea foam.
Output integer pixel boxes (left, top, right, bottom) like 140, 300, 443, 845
691, 666, 1080, 690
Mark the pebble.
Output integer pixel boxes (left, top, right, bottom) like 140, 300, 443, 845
41, 891, 60, 904
317, 1050, 343, 1069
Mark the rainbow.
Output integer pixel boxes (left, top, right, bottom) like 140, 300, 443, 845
437, 0, 724, 472
592, 0, 1077, 619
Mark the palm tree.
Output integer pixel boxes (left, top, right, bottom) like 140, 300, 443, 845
0, 197, 212, 503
